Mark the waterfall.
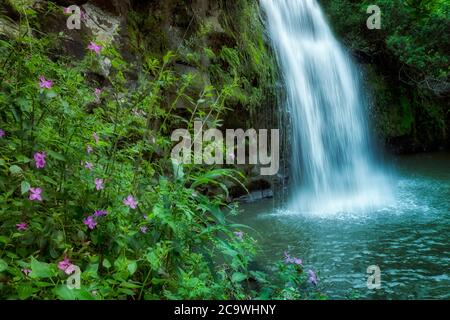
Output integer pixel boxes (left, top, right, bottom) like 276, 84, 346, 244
261, 0, 393, 214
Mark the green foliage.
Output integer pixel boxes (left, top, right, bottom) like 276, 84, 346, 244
216, 0, 278, 116
0, 4, 321, 300
323, 0, 449, 149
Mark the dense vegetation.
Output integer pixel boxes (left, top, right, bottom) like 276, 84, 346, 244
322, 0, 449, 152
0, 0, 447, 301
0, 0, 322, 299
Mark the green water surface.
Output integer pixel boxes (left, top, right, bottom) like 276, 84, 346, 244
238, 153, 450, 299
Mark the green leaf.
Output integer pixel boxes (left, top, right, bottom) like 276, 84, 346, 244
9, 165, 23, 175
54, 285, 76, 300
30, 257, 54, 279
114, 256, 128, 272
231, 272, 247, 283
42, 175, 58, 185
16, 97, 32, 112
127, 261, 137, 275
47, 150, 66, 162
0, 236, 9, 244
17, 284, 36, 300
121, 281, 141, 289
16, 155, 31, 163
34, 281, 54, 287
102, 258, 111, 269
45, 90, 57, 99
0, 259, 8, 272
20, 181, 30, 194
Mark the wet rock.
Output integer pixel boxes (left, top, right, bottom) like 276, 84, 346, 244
82, 3, 121, 44
236, 189, 274, 203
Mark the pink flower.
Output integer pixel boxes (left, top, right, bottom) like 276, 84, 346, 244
0, 129, 5, 138
63, 7, 71, 14
16, 222, 28, 231
94, 88, 102, 97
92, 132, 99, 144
123, 195, 138, 209
58, 257, 76, 275
308, 269, 318, 285
86, 145, 93, 154
87, 41, 102, 54
29, 187, 42, 201
58, 257, 71, 271
83, 215, 97, 230
39, 76, 53, 89
234, 231, 244, 240
94, 209, 107, 217
283, 251, 303, 265
22, 268, 32, 276
34, 152, 46, 169
65, 264, 76, 275
84, 161, 93, 170
284, 251, 294, 264
140, 226, 148, 234
94, 178, 104, 190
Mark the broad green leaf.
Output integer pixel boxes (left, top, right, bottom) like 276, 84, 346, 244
231, 272, 247, 283
16, 97, 31, 112
30, 257, 54, 279
127, 260, 137, 275
42, 175, 58, 185
9, 165, 22, 175
114, 256, 128, 272
0, 236, 9, 244
16, 155, 31, 163
102, 258, 111, 269
47, 150, 66, 162
54, 285, 76, 300
20, 181, 30, 194
45, 90, 57, 99
17, 284, 36, 300
0, 259, 8, 272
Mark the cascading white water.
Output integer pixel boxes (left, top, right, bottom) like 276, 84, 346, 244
261, 0, 393, 214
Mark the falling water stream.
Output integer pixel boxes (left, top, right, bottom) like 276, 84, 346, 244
235, 0, 450, 299
262, 0, 392, 214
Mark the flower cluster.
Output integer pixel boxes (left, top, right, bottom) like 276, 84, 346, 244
284, 251, 303, 266
283, 251, 318, 286
58, 257, 76, 275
